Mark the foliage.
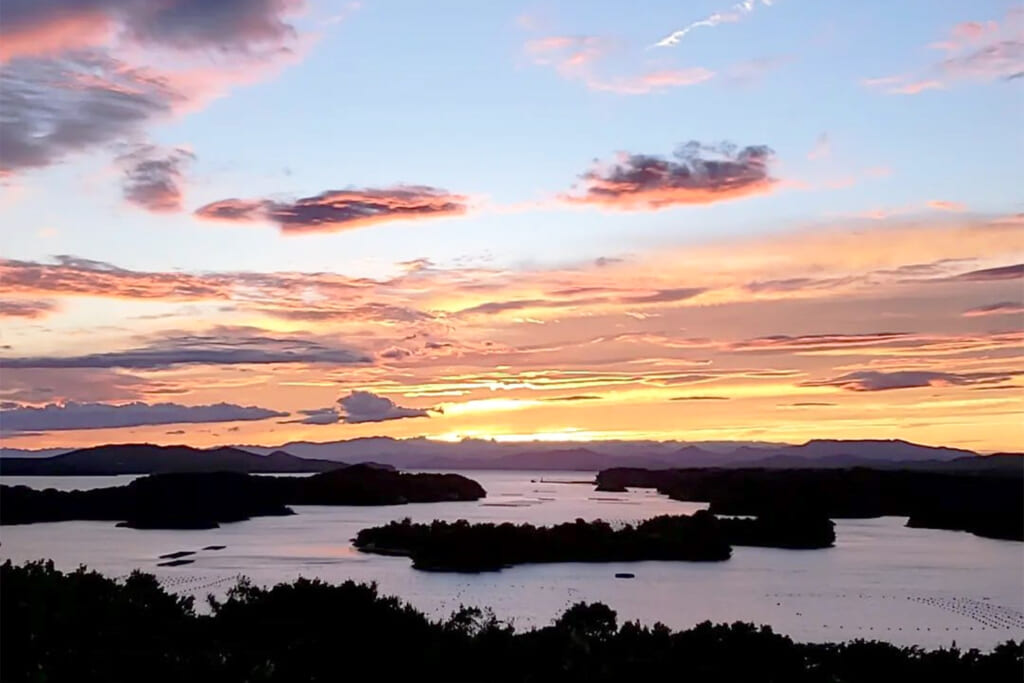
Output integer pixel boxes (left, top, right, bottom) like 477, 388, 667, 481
3, 560, 1020, 682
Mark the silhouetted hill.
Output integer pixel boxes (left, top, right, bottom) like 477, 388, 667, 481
0, 466, 486, 528
785, 438, 976, 461
0, 443, 348, 476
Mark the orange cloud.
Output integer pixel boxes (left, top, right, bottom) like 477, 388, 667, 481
4, 215, 1021, 333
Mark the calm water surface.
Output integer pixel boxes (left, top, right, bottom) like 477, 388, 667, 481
3, 470, 1022, 649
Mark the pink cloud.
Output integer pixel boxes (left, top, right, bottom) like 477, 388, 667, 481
0, 0, 305, 63
888, 80, 945, 94
928, 200, 967, 212
585, 68, 715, 95
195, 186, 470, 234
524, 34, 714, 95
864, 11, 1023, 94
1, 1, 313, 175
0, 11, 113, 62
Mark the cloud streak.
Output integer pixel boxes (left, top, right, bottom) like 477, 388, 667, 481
963, 301, 1024, 317
1, 330, 370, 369
195, 186, 470, 234
0, 299, 57, 318
0, 400, 287, 434
802, 370, 1016, 392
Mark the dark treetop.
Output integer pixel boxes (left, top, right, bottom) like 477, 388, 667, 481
2, 560, 1021, 683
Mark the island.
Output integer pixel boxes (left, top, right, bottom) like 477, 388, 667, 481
0, 465, 486, 529
353, 510, 834, 572
595, 466, 1024, 541
4, 560, 1020, 682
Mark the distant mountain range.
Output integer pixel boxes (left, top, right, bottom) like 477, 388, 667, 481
0, 438, 1019, 475
0, 444, 346, 476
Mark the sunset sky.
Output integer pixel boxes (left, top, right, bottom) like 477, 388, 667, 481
1, 0, 1021, 452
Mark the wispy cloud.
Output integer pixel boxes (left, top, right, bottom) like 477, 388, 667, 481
952, 264, 1024, 282
0, 299, 57, 319
927, 200, 967, 212
1, 329, 370, 369
807, 132, 830, 160
524, 35, 714, 94
801, 370, 1016, 392
652, 0, 775, 48
864, 12, 1023, 94
962, 301, 1024, 318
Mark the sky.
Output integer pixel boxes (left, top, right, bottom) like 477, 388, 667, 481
0, 0, 1022, 452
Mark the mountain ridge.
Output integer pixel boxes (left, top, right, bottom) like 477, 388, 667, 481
0, 443, 348, 476
1, 438, 1016, 475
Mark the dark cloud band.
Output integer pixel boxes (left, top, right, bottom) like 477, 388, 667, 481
195, 186, 469, 234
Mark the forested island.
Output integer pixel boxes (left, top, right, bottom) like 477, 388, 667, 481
3, 561, 1021, 683
595, 467, 1024, 541
353, 510, 834, 572
0, 465, 485, 529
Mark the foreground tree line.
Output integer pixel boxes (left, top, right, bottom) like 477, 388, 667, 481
354, 511, 836, 572
2, 561, 1020, 683
596, 467, 1024, 541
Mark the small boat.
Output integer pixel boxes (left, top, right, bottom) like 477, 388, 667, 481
614, 572, 635, 579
